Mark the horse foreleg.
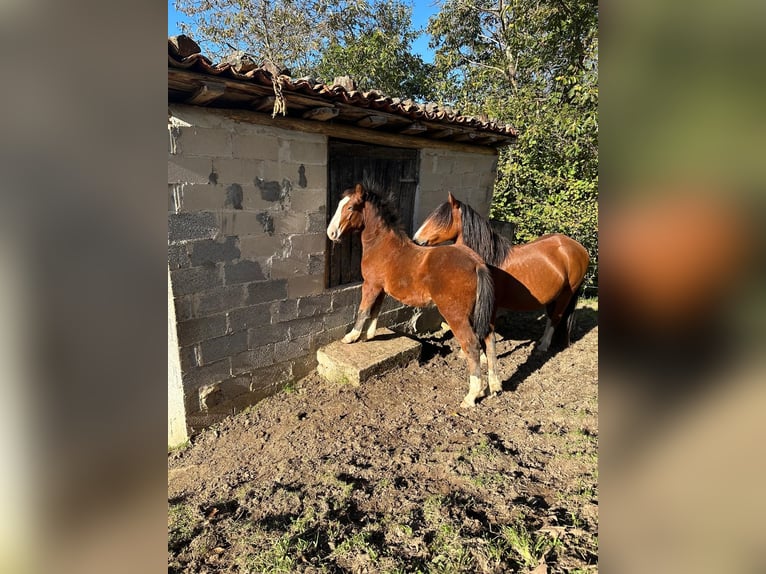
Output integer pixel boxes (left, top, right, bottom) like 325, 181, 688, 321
485, 330, 501, 395
343, 284, 383, 343
538, 294, 573, 352
363, 292, 385, 340
537, 316, 555, 352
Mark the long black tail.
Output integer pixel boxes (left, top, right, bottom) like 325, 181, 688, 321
471, 264, 495, 342
552, 285, 583, 348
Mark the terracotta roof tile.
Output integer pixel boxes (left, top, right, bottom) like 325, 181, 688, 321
168, 35, 517, 146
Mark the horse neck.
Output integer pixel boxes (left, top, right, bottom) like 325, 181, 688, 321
361, 204, 404, 250
458, 208, 512, 267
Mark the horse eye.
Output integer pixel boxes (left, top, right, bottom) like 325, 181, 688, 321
347, 205, 353, 211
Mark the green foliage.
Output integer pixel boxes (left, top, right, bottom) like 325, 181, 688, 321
314, 1, 438, 99
175, 0, 436, 98
428, 0, 599, 288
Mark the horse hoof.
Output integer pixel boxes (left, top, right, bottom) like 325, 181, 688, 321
460, 398, 476, 408
342, 334, 359, 344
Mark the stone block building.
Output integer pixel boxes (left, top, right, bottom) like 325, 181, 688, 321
167, 36, 517, 444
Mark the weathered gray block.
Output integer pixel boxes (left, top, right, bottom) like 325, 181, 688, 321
307, 211, 327, 233
182, 358, 231, 400
297, 293, 332, 318
287, 275, 323, 299
288, 233, 325, 256
331, 286, 361, 310
168, 244, 190, 270
168, 156, 214, 184
198, 331, 249, 365
316, 328, 421, 386
177, 314, 227, 347
232, 133, 279, 161
275, 334, 312, 362
224, 260, 266, 284
171, 265, 222, 296
195, 285, 247, 316
231, 344, 275, 374
247, 279, 288, 304
189, 237, 240, 266
248, 323, 289, 347
168, 212, 219, 244
228, 303, 272, 331
176, 126, 232, 157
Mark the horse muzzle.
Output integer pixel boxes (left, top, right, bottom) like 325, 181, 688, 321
327, 227, 342, 242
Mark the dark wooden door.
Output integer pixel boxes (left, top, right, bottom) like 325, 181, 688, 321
326, 140, 419, 288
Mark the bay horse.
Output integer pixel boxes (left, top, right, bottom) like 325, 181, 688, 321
327, 183, 499, 407
414, 192, 590, 351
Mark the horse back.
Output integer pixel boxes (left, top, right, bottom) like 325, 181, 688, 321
418, 243, 484, 299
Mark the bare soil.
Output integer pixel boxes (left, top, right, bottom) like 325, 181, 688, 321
169, 303, 598, 573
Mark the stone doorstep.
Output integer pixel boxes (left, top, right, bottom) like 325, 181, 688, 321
316, 328, 422, 386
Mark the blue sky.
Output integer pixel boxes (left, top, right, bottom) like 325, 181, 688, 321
168, 0, 440, 63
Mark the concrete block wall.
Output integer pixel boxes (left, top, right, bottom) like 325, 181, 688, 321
169, 105, 334, 430
168, 104, 418, 432
168, 105, 501, 433
168, 265, 188, 447
414, 148, 499, 229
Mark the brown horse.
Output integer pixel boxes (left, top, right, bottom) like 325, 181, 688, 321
327, 183, 499, 407
414, 192, 590, 351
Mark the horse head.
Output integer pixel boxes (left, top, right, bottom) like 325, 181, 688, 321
413, 192, 462, 246
327, 183, 366, 242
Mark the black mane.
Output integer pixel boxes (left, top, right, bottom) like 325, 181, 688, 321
459, 201, 512, 266
358, 182, 405, 235
429, 201, 454, 230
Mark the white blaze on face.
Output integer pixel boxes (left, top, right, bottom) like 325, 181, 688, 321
413, 221, 427, 244
327, 196, 351, 241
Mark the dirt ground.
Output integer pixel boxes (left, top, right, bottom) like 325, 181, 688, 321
169, 302, 598, 573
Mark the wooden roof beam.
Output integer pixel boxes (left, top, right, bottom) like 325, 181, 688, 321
453, 131, 479, 143
430, 128, 456, 140
302, 107, 339, 121
250, 96, 276, 112
186, 80, 226, 105
356, 115, 388, 128
399, 122, 427, 135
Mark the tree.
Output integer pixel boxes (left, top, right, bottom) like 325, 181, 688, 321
428, 0, 598, 288
174, 0, 436, 99
314, 2, 437, 100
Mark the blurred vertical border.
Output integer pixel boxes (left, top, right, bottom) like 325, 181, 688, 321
601, 0, 766, 572
0, 1, 168, 572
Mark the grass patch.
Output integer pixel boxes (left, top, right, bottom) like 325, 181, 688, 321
500, 521, 561, 569
168, 439, 190, 454
237, 508, 321, 573
578, 296, 598, 311
168, 502, 200, 552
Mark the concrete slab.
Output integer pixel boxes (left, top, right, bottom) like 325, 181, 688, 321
316, 328, 421, 386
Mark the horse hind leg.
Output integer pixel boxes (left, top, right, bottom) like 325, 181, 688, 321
450, 321, 486, 408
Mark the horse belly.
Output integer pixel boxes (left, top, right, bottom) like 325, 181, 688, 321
384, 278, 432, 308
496, 259, 566, 309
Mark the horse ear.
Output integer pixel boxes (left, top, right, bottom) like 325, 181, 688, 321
354, 183, 364, 196
448, 192, 458, 206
